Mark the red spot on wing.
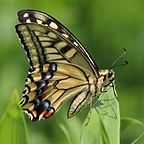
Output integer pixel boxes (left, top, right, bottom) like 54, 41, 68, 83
43, 108, 55, 119
44, 111, 52, 118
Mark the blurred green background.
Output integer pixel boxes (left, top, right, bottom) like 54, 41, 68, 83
0, 0, 143, 144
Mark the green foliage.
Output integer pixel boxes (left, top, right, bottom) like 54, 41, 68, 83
0, 0, 143, 144
80, 87, 120, 144
58, 122, 73, 144
121, 117, 144, 144
0, 89, 28, 144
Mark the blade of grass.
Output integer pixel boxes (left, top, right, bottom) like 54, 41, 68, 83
0, 89, 28, 144
80, 87, 120, 144
121, 117, 144, 144
58, 122, 73, 144
121, 117, 144, 134
130, 132, 144, 144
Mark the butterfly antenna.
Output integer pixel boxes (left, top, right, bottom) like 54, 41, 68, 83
110, 48, 128, 69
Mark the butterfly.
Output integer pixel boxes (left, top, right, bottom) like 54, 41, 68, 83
15, 9, 116, 121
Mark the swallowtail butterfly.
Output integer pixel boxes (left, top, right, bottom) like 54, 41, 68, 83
16, 9, 116, 121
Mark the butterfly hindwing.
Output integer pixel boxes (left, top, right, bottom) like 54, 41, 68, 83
20, 62, 95, 121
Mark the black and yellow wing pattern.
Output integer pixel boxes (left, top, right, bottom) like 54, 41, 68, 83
16, 10, 99, 121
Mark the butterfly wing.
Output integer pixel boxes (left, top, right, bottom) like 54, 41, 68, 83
17, 9, 99, 76
16, 10, 98, 121
20, 61, 95, 121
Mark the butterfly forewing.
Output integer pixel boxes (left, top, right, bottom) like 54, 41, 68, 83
16, 10, 98, 121
17, 9, 99, 76
16, 23, 96, 73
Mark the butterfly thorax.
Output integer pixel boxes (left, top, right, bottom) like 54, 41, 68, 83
96, 69, 115, 94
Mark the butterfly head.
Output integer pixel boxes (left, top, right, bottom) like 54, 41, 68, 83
99, 69, 115, 89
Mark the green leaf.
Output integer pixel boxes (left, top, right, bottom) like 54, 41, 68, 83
58, 122, 72, 144
131, 132, 144, 144
121, 117, 144, 134
80, 87, 120, 144
0, 89, 28, 144
120, 117, 144, 144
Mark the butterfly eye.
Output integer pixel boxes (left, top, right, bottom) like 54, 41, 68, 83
108, 70, 113, 78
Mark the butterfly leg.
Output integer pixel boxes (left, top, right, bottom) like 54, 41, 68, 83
84, 94, 94, 126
